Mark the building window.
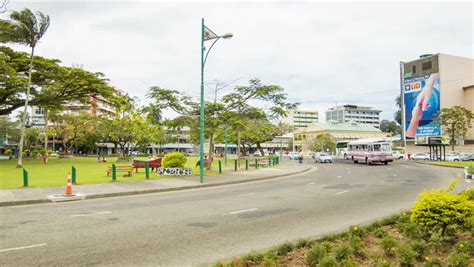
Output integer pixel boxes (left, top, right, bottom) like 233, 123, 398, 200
412, 65, 416, 73
422, 61, 432, 71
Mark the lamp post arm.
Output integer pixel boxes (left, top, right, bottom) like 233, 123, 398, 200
203, 36, 222, 69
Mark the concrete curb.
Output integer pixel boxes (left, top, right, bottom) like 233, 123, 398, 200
413, 161, 466, 169
0, 166, 313, 207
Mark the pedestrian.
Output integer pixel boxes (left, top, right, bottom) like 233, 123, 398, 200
298, 151, 303, 164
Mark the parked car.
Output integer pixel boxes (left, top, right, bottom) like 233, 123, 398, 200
461, 154, 474, 161
315, 153, 333, 163
446, 154, 463, 162
288, 151, 299, 160
411, 153, 430, 160
392, 151, 404, 160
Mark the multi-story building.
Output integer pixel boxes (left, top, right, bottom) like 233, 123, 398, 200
325, 105, 381, 129
282, 109, 319, 129
30, 93, 119, 128
401, 53, 474, 152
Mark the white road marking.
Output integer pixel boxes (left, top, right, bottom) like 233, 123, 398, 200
393, 174, 397, 177
336, 190, 349, 195
71, 211, 111, 217
337, 176, 342, 178
0, 243, 47, 253
238, 193, 255, 197
307, 182, 316, 185
347, 171, 352, 174
223, 208, 258, 215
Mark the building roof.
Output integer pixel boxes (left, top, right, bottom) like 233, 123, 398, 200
296, 122, 382, 133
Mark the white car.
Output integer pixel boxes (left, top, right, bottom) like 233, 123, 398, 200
392, 151, 404, 160
446, 154, 463, 162
315, 153, 333, 163
411, 153, 430, 161
288, 152, 299, 160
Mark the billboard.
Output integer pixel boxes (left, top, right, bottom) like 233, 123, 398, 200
403, 73, 441, 140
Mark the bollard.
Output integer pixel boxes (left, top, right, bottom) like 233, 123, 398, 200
23, 168, 28, 187
234, 159, 237, 172
145, 161, 150, 180
112, 164, 117, 181
245, 159, 248, 170
218, 160, 222, 174
71, 166, 77, 184
255, 159, 258, 169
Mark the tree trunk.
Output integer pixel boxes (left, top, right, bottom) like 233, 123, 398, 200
257, 142, 265, 157
17, 45, 35, 168
236, 130, 241, 167
43, 109, 48, 162
207, 133, 214, 171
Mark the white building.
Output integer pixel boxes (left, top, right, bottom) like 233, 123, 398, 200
325, 105, 381, 129
282, 109, 319, 129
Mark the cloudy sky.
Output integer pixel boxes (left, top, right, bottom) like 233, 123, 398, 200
4, 0, 473, 121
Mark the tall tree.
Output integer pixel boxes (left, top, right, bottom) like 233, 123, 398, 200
0, 8, 50, 167
309, 134, 336, 153
380, 120, 401, 136
437, 106, 474, 151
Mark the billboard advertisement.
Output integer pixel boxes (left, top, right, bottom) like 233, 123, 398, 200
403, 73, 441, 140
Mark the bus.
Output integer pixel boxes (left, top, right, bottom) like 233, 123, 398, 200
347, 139, 394, 165
336, 141, 350, 159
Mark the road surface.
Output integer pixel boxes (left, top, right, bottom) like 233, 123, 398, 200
0, 160, 468, 266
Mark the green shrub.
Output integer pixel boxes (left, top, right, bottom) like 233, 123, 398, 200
349, 236, 365, 257
334, 243, 353, 260
320, 241, 332, 253
350, 225, 364, 238
306, 244, 326, 266
423, 258, 444, 267
375, 260, 393, 267
340, 259, 358, 267
398, 221, 422, 240
410, 240, 428, 260
397, 244, 416, 266
295, 239, 310, 249
461, 240, 474, 256
447, 251, 471, 267
162, 152, 187, 168
31, 150, 39, 157
380, 236, 398, 255
3, 148, 12, 156
261, 250, 279, 266
410, 182, 474, 236
22, 149, 29, 156
276, 242, 293, 256
240, 252, 263, 265
47, 149, 53, 155
428, 233, 445, 253
374, 227, 388, 238
318, 256, 337, 267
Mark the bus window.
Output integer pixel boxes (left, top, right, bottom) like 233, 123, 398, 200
373, 144, 381, 151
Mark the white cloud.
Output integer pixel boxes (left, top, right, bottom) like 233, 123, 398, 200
4, 1, 472, 121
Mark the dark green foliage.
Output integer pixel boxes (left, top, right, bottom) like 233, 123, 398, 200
374, 227, 388, 238
410, 240, 428, 260
397, 245, 416, 265
261, 250, 279, 266
276, 242, 293, 256
447, 251, 471, 267
380, 236, 398, 255
295, 239, 310, 249
318, 256, 337, 267
320, 241, 332, 253
240, 252, 263, 265
349, 235, 365, 257
423, 258, 444, 267
349, 225, 364, 238
341, 258, 358, 267
306, 244, 326, 267
398, 221, 422, 240
334, 243, 353, 260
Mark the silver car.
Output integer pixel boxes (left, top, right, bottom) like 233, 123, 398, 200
315, 153, 333, 163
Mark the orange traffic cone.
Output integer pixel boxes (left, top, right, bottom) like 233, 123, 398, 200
65, 173, 73, 196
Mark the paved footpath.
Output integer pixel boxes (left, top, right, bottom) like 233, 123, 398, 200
0, 161, 311, 207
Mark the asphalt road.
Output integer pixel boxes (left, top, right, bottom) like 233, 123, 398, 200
0, 160, 470, 266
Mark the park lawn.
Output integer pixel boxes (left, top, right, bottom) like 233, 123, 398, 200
429, 161, 474, 168
0, 156, 220, 189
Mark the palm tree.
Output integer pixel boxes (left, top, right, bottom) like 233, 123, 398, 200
0, 8, 50, 167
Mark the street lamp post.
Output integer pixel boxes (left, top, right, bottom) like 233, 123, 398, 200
200, 18, 233, 183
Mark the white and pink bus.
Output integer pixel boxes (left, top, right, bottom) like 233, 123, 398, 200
347, 139, 394, 165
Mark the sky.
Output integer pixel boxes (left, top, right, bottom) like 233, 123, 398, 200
4, 0, 473, 122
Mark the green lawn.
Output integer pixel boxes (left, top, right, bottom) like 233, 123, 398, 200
429, 161, 474, 168
0, 156, 226, 189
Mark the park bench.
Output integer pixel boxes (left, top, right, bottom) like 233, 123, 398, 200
249, 158, 270, 167
107, 166, 134, 177
132, 158, 162, 173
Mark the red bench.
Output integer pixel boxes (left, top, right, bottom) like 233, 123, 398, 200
132, 158, 162, 173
